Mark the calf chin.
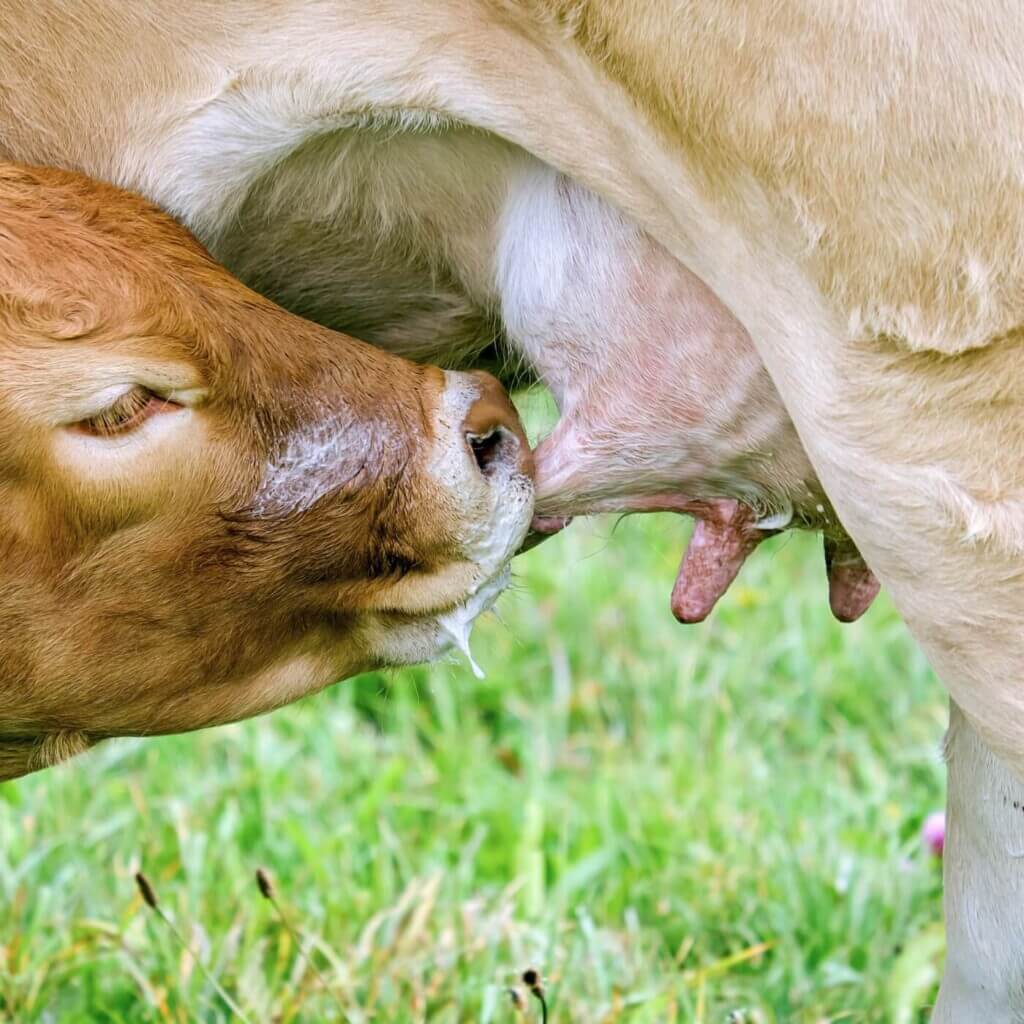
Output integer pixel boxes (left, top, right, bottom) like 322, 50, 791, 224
0, 732, 94, 781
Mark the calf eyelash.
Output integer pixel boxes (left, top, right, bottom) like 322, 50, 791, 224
76, 386, 180, 437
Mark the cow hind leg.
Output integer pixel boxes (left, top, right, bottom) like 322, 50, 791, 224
933, 701, 1024, 1023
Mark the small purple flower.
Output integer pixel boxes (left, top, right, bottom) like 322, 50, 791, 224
922, 811, 945, 858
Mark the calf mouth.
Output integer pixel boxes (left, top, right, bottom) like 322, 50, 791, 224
361, 564, 513, 675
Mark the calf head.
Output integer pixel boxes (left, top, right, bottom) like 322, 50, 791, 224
0, 164, 533, 779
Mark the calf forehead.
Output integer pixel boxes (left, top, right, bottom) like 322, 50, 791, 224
0, 166, 218, 355
0, 163, 210, 278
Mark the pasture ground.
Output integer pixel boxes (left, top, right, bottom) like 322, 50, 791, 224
0, 398, 947, 1023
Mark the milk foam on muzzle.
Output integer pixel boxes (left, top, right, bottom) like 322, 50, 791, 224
437, 567, 511, 679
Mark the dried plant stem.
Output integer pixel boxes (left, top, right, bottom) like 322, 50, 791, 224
134, 872, 253, 1024
534, 987, 549, 1023
255, 868, 346, 1017
522, 969, 549, 1024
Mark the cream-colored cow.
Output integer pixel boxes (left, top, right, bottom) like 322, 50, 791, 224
2, 3, 1022, 1017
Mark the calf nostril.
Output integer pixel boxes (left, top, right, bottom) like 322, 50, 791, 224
466, 426, 515, 477
459, 370, 534, 478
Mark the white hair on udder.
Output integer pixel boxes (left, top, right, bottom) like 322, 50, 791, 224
496, 161, 640, 410
250, 404, 392, 517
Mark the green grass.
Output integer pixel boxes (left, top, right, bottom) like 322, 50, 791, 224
0, 403, 947, 1023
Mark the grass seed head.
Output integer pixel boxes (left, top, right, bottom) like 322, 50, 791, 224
256, 867, 275, 900
522, 969, 548, 1021
134, 871, 158, 909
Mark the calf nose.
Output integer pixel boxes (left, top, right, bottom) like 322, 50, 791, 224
461, 370, 534, 479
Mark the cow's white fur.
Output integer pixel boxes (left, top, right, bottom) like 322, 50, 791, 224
497, 160, 629, 409
3, 2, 1024, 1014
204, 119, 524, 365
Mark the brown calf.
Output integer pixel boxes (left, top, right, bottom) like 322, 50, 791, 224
0, 164, 533, 779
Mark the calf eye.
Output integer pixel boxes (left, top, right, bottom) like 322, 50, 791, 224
76, 386, 182, 437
